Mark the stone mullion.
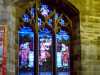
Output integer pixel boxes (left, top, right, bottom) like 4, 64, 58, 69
52, 10, 57, 75
34, 0, 39, 75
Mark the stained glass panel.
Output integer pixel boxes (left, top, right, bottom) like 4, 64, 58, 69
30, 8, 35, 17
0, 30, 4, 63
39, 28, 53, 75
0, 26, 7, 75
38, 17, 42, 26
22, 14, 30, 23
48, 19, 52, 26
18, 26, 34, 75
56, 30, 70, 75
19, 1, 72, 75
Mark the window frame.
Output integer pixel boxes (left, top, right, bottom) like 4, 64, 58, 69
15, 0, 80, 75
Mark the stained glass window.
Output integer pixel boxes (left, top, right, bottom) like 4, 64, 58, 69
18, 1, 72, 75
0, 26, 7, 75
0, 27, 4, 64
18, 26, 34, 75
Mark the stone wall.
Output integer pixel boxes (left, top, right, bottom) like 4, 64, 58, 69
68, 0, 100, 75
0, 0, 16, 74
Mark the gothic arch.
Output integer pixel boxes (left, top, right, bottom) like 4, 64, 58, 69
14, 0, 80, 75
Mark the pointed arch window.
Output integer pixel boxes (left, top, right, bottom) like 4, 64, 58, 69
16, 0, 80, 75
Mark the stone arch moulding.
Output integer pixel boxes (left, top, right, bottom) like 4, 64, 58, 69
14, 0, 81, 75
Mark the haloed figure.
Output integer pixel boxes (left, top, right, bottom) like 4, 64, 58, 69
39, 39, 51, 65
61, 44, 69, 67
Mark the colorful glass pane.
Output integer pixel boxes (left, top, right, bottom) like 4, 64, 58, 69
56, 30, 70, 75
55, 13, 59, 20
38, 17, 42, 26
30, 8, 35, 17
40, 4, 50, 17
48, 19, 52, 26
59, 18, 65, 26
0, 29, 4, 64
18, 26, 34, 75
39, 28, 53, 75
22, 14, 30, 22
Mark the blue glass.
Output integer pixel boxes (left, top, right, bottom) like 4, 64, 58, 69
22, 14, 30, 22
38, 17, 42, 26
39, 28, 51, 37
30, 8, 35, 17
40, 4, 50, 17
48, 19, 52, 26
0, 32, 3, 62
59, 18, 65, 25
56, 30, 70, 41
55, 13, 59, 20
19, 26, 33, 37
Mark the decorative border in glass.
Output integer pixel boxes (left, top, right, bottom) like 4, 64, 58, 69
0, 25, 7, 75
